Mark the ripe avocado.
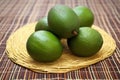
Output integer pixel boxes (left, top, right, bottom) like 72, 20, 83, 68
35, 17, 50, 31
48, 5, 80, 38
73, 6, 94, 27
67, 27, 103, 57
26, 30, 63, 62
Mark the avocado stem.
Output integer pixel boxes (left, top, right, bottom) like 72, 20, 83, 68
72, 30, 78, 35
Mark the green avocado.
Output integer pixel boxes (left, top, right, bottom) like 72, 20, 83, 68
26, 30, 63, 62
73, 6, 94, 27
35, 17, 50, 31
48, 5, 80, 38
67, 27, 103, 57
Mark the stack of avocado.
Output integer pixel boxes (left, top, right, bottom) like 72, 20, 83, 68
26, 5, 103, 62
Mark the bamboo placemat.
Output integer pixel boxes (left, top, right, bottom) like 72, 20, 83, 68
0, 0, 120, 79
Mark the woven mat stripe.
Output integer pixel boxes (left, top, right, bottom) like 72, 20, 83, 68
107, 56, 120, 79
0, 0, 20, 67
115, 47, 120, 62
0, 0, 22, 44
100, 1, 120, 78
100, 0, 120, 42
0, 0, 28, 60
0, 0, 14, 34
0, 0, 35, 80
86, 2, 119, 77
0, 0, 25, 79
92, 2, 120, 79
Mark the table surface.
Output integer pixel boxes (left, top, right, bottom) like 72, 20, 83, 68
0, 0, 120, 79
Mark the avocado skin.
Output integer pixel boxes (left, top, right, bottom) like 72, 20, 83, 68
73, 6, 94, 27
26, 30, 63, 62
67, 27, 103, 57
35, 17, 50, 31
48, 5, 80, 38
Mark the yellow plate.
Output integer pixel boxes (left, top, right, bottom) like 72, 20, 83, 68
6, 23, 116, 73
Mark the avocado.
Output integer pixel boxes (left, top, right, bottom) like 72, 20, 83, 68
26, 30, 63, 62
35, 17, 50, 31
48, 5, 80, 38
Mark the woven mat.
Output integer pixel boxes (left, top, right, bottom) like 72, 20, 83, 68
0, 0, 120, 79
6, 23, 116, 73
